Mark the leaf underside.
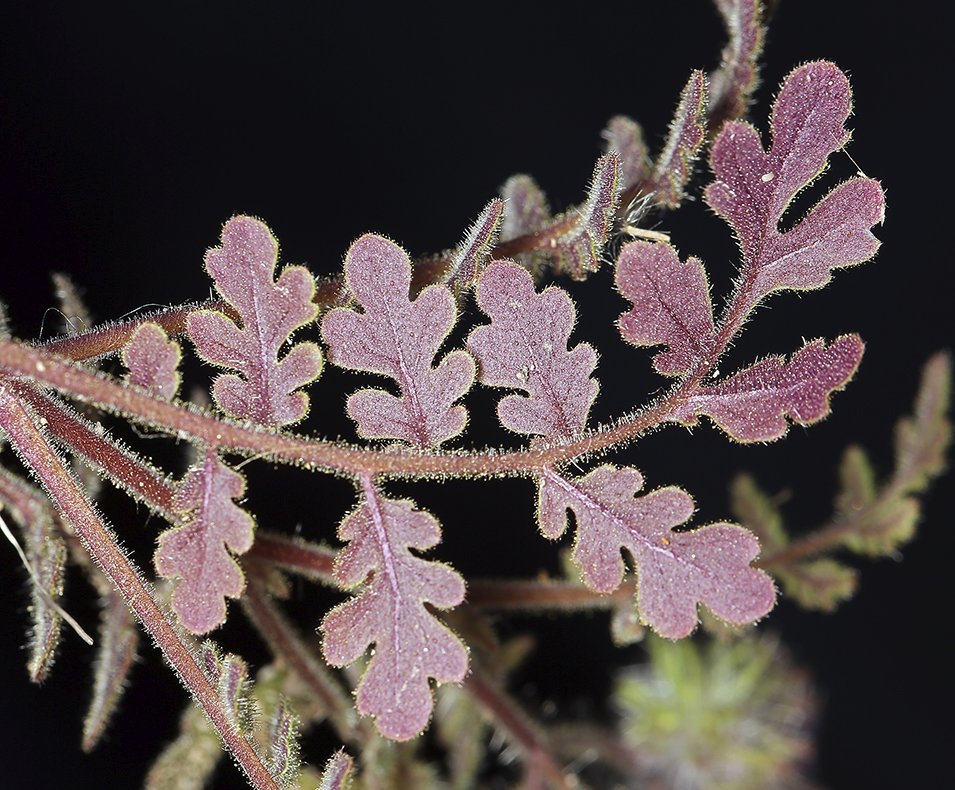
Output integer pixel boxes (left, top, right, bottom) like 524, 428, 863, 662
321, 484, 467, 740
188, 215, 322, 427
539, 466, 776, 638
322, 234, 475, 448
155, 449, 255, 634
467, 260, 598, 438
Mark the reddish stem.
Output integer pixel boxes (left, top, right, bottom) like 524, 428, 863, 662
0, 386, 278, 790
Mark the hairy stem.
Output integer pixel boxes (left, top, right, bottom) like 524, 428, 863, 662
40, 299, 237, 361
0, 385, 278, 790
0, 338, 701, 477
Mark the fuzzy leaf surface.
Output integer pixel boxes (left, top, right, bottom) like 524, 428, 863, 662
499, 174, 550, 242
0, 469, 66, 682
122, 322, 181, 399
706, 61, 885, 304
187, 215, 322, 427
708, 0, 765, 127
672, 336, 864, 441
444, 199, 504, 289
651, 70, 707, 208
602, 115, 649, 192
322, 234, 474, 447
616, 240, 716, 375
467, 260, 598, 438
82, 589, 139, 751
554, 153, 620, 278
321, 484, 467, 740
155, 450, 255, 634
538, 466, 775, 638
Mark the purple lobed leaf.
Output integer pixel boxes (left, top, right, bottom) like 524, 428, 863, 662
705, 62, 885, 303
538, 466, 775, 638
155, 449, 255, 634
122, 322, 181, 400
187, 216, 322, 427
321, 234, 475, 447
466, 260, 598, 438
616, 240, 717, 375
671, 335, 865, 441
320, 485, 467, 741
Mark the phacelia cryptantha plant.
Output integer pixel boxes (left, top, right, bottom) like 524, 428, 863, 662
0, 2, 949, 788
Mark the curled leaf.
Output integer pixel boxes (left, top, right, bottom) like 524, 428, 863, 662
82, 589, 139, 751
651, 70, 708, 208
444, 198, 504, 290
322, 234, 475, 447
318, 750, 354, 790
538, 466, 775, 638
602, 115, 650, 192
187, 215, 322, 427
467, 260, 598, 438
499, 174, 550, 243
708, 0, 765, 127
554, 153, 621, 278
0, 470, 67, 682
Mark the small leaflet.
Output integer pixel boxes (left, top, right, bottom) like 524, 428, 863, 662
0, 470, 67, 682
671, 336, 865, 442
651, 70, 708, 208
892, 351, 951, 492
499, 174, 550, 242
154, 449, 255, 634
706, 61, 885, 306
318, 750, 354, 790
836, 446, 919, 556
537, 466, 775, 639
835, 354, 950, 555
201, 641, 255, 733
265, 699, 301, 786
444, 198, 504, 290
187, 216, 323, 427
122, 322, 181, 400
82, 589, 139, 751
496, 155, 620, 279
708, 0, 765, 127
321, 234, 475, 448
776, 558, 858, 612
616, 240, 717, 376
321, 483, 467, 741
555, 153, 621, 278
145, 704, 223, 790
466, 260, 598, 438
602, 115, 650, 192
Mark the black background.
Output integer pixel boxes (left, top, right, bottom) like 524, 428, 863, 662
1, 1, 951, 788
